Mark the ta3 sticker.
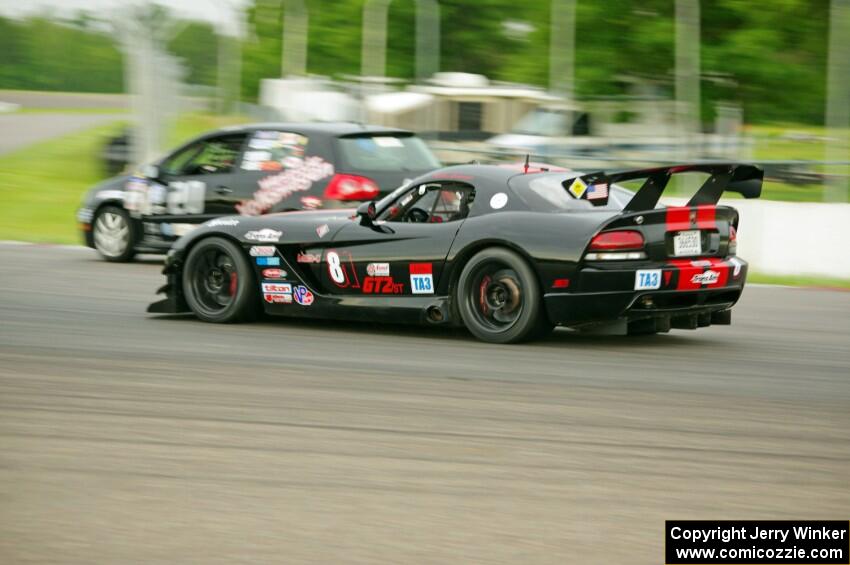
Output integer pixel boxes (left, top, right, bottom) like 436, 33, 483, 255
635, 269, 661, 290
409, 263, 434, 294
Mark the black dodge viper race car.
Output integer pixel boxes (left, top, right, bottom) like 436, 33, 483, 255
77, 122, 440, 261
148, 162, 762, 343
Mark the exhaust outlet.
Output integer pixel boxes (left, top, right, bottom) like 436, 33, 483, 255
426, 305, 444, 323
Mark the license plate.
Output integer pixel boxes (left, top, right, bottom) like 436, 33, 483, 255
673, 230, 702, 256
635, 269, 661, 290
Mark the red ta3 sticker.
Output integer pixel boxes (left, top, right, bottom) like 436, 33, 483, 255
409, 263, 434, 294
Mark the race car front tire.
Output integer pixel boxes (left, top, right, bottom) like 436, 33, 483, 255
456, 247, 550, 343
182, 237, 258, 323
92, 205, 137, 262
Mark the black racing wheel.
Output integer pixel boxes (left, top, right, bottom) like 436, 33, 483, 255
456, 247, 553, 343
182, 237, 258, 323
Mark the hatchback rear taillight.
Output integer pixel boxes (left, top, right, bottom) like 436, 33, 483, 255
323, 174, 380, 201
585, 230, 647, 261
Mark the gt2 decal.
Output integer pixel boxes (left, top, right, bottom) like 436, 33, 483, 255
293, 285, 314, 306
362, 276, 404, 294
236, 156, 334, 216
409, 263, 434, 294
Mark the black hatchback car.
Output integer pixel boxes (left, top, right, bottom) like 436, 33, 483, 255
77, 122, 441, 261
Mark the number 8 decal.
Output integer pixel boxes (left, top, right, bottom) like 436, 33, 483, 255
327, 251, 346, 285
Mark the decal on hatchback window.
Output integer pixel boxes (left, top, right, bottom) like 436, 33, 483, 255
237, 156, 334, 216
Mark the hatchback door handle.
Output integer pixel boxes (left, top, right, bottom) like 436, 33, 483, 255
215, 186, 232, 195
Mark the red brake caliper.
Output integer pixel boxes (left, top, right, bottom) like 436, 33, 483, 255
229, 272, 238, 296
478, 275, 491, 315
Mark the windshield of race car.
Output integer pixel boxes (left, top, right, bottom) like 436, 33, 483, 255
510, 174, 633, 212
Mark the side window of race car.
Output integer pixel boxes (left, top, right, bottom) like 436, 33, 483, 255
160, 134, 247, 177
240, 130, 309, 172
380, 181, 474, 224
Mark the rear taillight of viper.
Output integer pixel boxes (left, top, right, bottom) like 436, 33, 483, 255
323, 174, 380, 201
585, 230, 647, 261
728, 225, 737, 255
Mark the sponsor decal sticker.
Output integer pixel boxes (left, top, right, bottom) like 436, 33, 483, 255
691, 270, 720, 285
244, 229, 282, 242
236, 156, 334, 216
249, 245, 276, 257
366, 262, 390, 277
635, 269, 662, 290
568, 178, 588, 199
297, 251, 321, 263
409, 263, 434, 294
206, 217, 240, 227
293, 285, 314, 306
316, 223, 330, 238
261, 282, 292, 294
363, 276, 404, 294
263, 293, 292, 304
490, 192, 508, 209
256, 257, 281, 266
728, 257, 744, 277
261, 268, 287, 279
690, 259, 712, 267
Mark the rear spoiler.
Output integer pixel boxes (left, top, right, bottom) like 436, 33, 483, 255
566, 164, 763, 212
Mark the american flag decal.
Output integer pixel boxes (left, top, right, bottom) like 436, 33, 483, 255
586, 182, 609, 200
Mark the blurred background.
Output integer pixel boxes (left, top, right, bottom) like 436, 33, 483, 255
1, 3, 849, 564
2, 0, 847, 279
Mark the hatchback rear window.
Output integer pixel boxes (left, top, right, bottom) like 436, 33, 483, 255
336, 134, 441, 172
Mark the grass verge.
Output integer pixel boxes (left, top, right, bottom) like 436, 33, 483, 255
748, 273, 850, 289
0, 113, 248, 244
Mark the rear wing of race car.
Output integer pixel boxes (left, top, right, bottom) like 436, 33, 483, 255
566, 163, 763, 212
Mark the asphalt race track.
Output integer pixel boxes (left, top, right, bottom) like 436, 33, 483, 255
1, 242, 848, 563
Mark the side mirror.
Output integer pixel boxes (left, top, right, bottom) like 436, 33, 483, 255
141, 164, 159, 179
356, 200, 377, 226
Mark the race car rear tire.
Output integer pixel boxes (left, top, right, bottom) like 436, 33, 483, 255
456, 247, 548, 343
92, 205, 136, 262
182, 237, 258, 323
